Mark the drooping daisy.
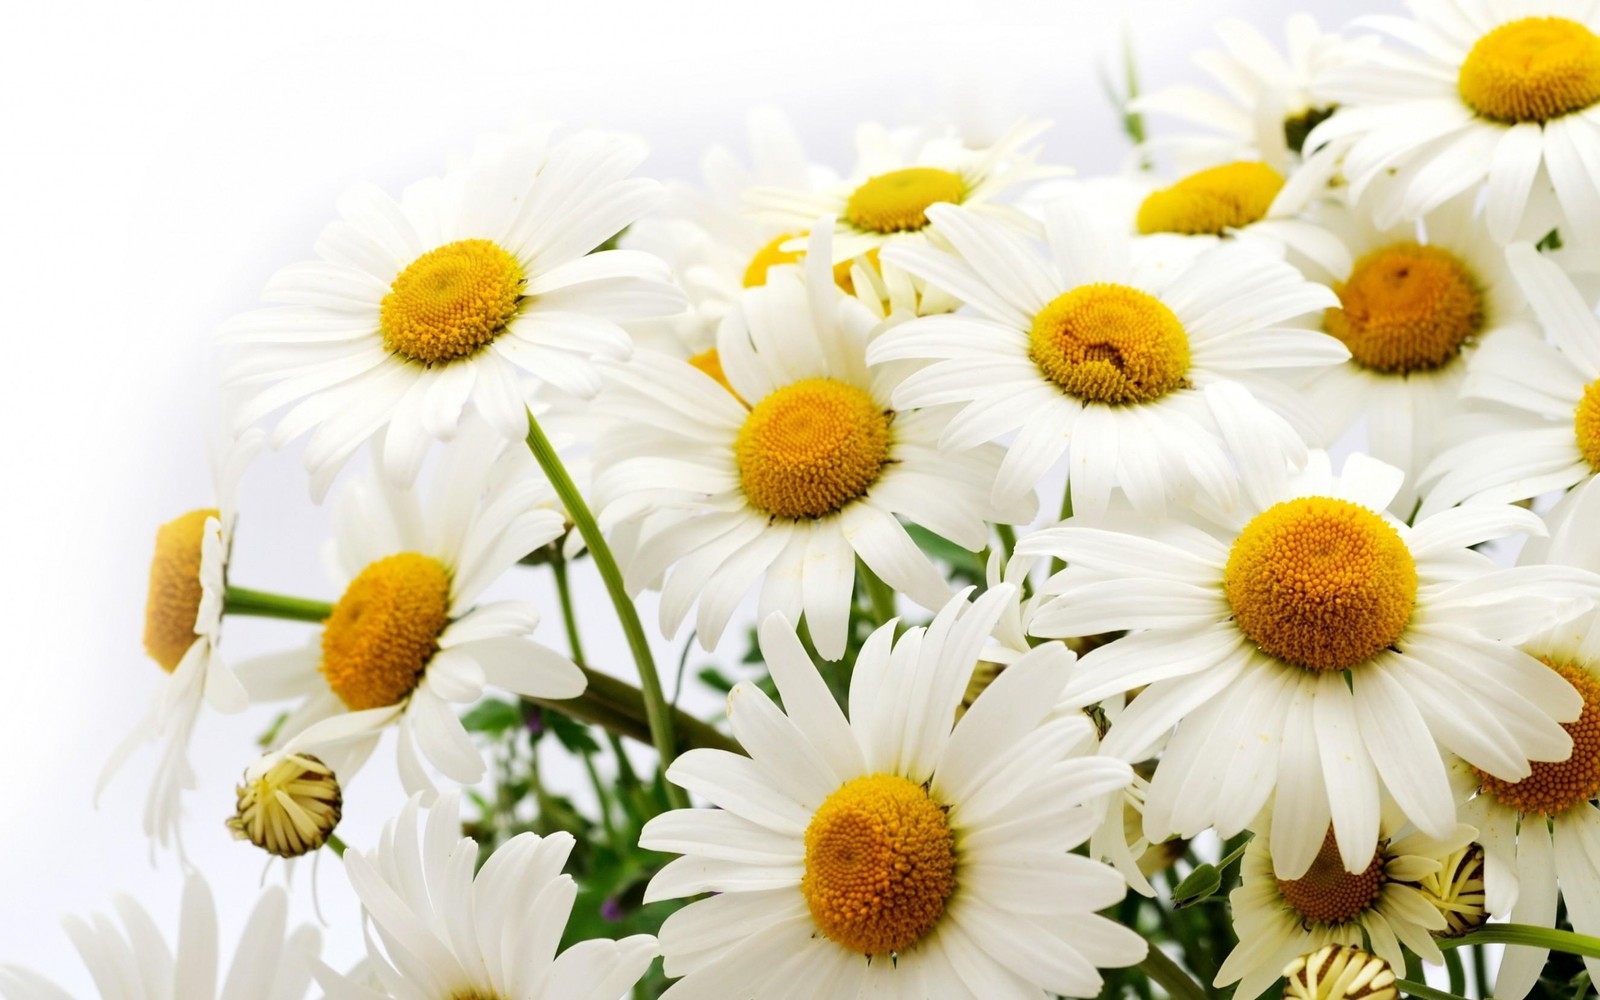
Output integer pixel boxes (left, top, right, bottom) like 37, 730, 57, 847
223, 127, 686, 500
97, 426, 261, 853
313, 792, 656, 1000
226, 750, 343, 860
639, 587, 1147, 998
0, 873, 320, 1000
1305, 1, 1600, 246
1282, 945, 1400, 1000
235, 425, 584, 798
592, 228, 1033, 660
868, 198, 1344, 517
1019, 447, 1598, 880
1216, 808, 1470, 1000
1421, 241, 1600, 514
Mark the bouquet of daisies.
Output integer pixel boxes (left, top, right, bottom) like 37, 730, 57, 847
16, 3, 1600, 998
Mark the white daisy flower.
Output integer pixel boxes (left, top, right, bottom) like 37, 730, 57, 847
313, 792, 656, 1000
593, 228, 1033, 661
1216, 808, 1469, 1000
1306, 0, 1600, 246
1283, 945, 1401, 1000
97, 426, 261, 853
223, 127, 686, 500
639, 587, 1147, 998
236, 426, 584, 798
0, 873, 320, 1000
1421, 241, 1600, 514
867, 198, 1344, 518
1019, 448, 1598, 880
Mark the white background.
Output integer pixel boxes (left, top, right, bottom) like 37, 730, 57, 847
1, 0, 1374, 993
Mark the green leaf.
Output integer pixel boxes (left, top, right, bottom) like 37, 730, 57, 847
460, 698, 521, 735
1170, 864, 1221, 908
546, 710, 602, 756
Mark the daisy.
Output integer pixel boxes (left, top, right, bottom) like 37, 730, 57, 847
97, 426, 261, 853
235, 425, 584, 798
1216, 808, 1470, 1000
222, 126, 686, 500
313, 791, 656, 1000
592, 228, 1033, 661
1305, 0, 1600, 246
0, 873, 320, 1000
1282, 945, 1401, 1000
1019, 448, 1598, 880
1420, 241, 1600, 514
639, 587, 1147, 998
867, 198, 1345, 518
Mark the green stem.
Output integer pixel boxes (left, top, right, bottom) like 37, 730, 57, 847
994, 522, 1018, 562
1137, 942, 1208, 1000
526, 664, 740, 757
1396, 980, 1470, 1000
858, 559, 897, 626
1471, 944, 1489, 998
524, 408, 686, 810
325, 833, 347, 857
1444, 923, 1600, 959
223, 586, 332, 623
581, 750, 619, 846
551, 556, 587, 666
1049, 483, 1074, 576
1443, 948, 1465, 996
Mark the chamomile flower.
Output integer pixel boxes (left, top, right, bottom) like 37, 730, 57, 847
235, 426, 583, 798
1283, 945, 1400, 1000
0, 873, 320, 1000
1421, 241, 1600, 514
868, 198, 1344, 517
1306, 0, 1600, 246
223, 127, 685, 500
592, 228, 1032, 661
98, 427, 261, 853
639, 588, 1146, 998
1020, 448, 1598, 880
313, 792, 656, 1000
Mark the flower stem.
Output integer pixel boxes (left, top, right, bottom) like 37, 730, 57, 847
325, 833, 347, 857
858, 558, 897, 626
1136, 943, 1207, 1000
1444, 922, 1600, 959
525, 664, 738, 756
524, 408, 686, 809
1395, 980, 1469, 1000
551, 555, 587, 666
224, 586, 332, 623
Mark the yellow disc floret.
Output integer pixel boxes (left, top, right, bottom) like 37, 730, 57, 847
380, 239, 525, 366
1576, 379, 1600, 471
227, 752, 342, 859
1414, 843, 1488, 937
743, 233, 804, 288
1276, 830, 1387, 926
845, 168, 965, 234
144, 508, 219, 672
1283, 945, 1399, 1000
1325, 243, 1484, 374
1135, 161, 1286, 236
1226, 497, 1417, 673
1476, 659, 1600, 815
735, 378, 891, 520
1459, 17, 1600, 124
802, 773, 956, 956
320, 552, 452, 710
1029, 283, 1191, 404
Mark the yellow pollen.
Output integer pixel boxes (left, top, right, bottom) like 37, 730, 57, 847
320, 553, 452, 710
1028, 283, 1191, 404
1459, 17, 1600, 124
735, 378, 891, 520
1225, 497, 1417, 673
1575, 379, 1600, 471
1276, 830, 1387, 926
226, 752, 342, 859
743, 233, 804, 288
380, 239, 525, 366
144, 508, 218, 672
844, 168, 965, 234
801, 773, 956, 956
687, 348, 746, 404
1476, 659, 1600, 815
1135, 161, 1286, 235
1325, 243, 1484, 374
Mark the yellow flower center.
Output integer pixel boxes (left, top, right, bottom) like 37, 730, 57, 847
1476, 659, 1600, 815
380, 239, 525, 366
1414, 843, 1488, 937
1576, 379, 1600, 471
1276, 830, 1387, 926
1225, 497, 1417, 673
1458, 17, 1600, 124
1028, 283, 1191, 404
743, 233, 804, 288
320, 553, 452, 710
801, 773, 956, 956
1284, 945, 1398, 1000
226, 752, 342, 859
735, 378, 891, 520
833, 247, 882, 297
844, 167, 965, 234
1135, 161, 1286, 236
143, 508, 219, 672
1324, 243, 1484, 374
687, 348, 746, 404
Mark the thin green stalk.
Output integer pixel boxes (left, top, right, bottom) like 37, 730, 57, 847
994, 522, 1018, 562
325, 833, 348, 857
1396, 980, 1471, 1000
858, 559, 897, 626
581, 750, 619, 846
525, 664, 739, 756
1445, 923, 1600, 959
1471, 944, 1489, 998
550, 556, 587, 666
1444, 948, 1466, 996
1049, 484, 1074, 575
1137, 943, 1208, 1000
525, 408, 686, 809
224, 586, 332, 623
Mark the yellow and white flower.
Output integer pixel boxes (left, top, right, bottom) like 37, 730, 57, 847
224, 127, 685, 500
640, 588, 1146, 998
1283, 945, 1400, 1000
